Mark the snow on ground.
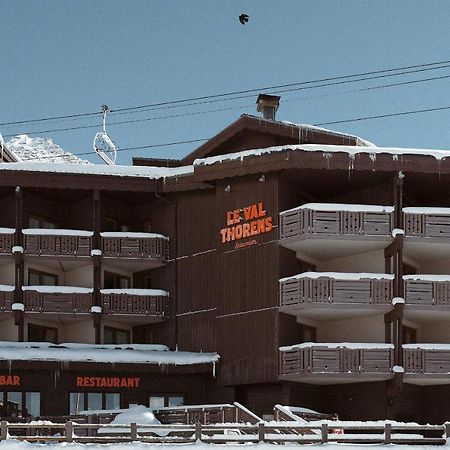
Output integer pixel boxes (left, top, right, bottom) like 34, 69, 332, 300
6, 135, 90, 164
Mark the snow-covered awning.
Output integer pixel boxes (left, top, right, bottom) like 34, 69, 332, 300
0, 341, 219, 366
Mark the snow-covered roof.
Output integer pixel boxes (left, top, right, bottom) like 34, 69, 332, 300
280, 121, 376, 147
279, 272, 394, 283
101, 288, 168, 296
282, 203, 394, 214
6, 134, 91, 164
0, 341, 219, 365
100, 231, 168, 240
23, 228, 93, 237
0, 161, 194, 179
194, 143, 450, 166
280, 342, 394, 351
403, 274, 450, 282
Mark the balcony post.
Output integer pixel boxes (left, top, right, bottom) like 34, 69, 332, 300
92, 190, 102, 343
93, 190, 100, 249
13, 186, 24, 341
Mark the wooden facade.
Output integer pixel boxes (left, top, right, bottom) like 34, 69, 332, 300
3, 113, 450, 422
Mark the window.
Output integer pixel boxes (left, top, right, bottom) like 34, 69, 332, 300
69, 392, 120, 414
105, 218, 129, 232
149, 395, 184, 408
104, 326, 130, 344
28, 216, 57, 229
104, 272, 130, 289
0, 392, 40, 418
299, 324, 316, 343
28, 324, 58, 343
28, 269, 58, 286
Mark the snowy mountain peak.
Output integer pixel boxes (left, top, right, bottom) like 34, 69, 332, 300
6, 134, 90, 164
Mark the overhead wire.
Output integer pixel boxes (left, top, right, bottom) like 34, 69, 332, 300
2, 58, 450, 127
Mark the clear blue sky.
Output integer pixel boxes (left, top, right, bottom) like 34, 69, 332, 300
1, 1, 450, 164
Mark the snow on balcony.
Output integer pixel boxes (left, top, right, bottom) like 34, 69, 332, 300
22, 286, 93, 294
23, 228, 93, 236
282, 203, 394, 215
100, 232, 168, 240
100, 288, 168, 296
280, 342, 394, 352
280, 272, 394, 282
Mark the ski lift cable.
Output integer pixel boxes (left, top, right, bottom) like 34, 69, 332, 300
2, 59, 450, 127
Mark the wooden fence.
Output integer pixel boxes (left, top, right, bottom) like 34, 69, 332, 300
404, 213, 450, 239
1, 421, 448, 445
24, 234, 92, 257
102, 236, 168, 261
101, 293, 167, 317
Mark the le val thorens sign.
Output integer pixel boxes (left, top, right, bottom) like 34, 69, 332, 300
220, 202, 273, 248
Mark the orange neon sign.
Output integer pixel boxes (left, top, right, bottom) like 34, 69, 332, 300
220, 202, 273, 244
76, 376, 140, 388
0, 375, 20, 386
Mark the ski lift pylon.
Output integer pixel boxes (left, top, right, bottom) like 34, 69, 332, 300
93, 104, 117, 165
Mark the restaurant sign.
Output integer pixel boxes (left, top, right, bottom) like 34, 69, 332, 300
76, 376, 140, 388
220, 202, 273, 247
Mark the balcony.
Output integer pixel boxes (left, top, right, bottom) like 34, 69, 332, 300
403, 207, 450, 263
0, 285, 14, 313
23, 229, 93, 257
101, 232, 168, 269
280, 272, 393, 318
101, 289, 168, 321
279, 343, 394, 384
279, 204, 394, 260
22, 286, 93, 315
0, 228, 14, 255
404, 345, 450, 385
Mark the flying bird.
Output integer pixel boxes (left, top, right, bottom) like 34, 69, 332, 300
239, 14, 249, 24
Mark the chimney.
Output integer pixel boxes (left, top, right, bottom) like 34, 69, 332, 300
256, 94, 281, 121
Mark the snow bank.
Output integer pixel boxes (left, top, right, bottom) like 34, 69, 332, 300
0, 227, 15, 234
280, 272, 394, 282
0, 285, 15, 292
0, 341, 219, 365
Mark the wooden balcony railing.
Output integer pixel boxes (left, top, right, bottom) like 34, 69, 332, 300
280, 205, 394, 240
404, 346, 450, 374
404, 208, 450, 239
404, 276, 450, 306
101, 289, 168, 317
279, 344, 394, 376
22, 287, 92, 314
0, 229, 14, 254
0, 287, 14, 312
23, 229, 93, 257
280, 274, 393, 308
101, 232, 168, 261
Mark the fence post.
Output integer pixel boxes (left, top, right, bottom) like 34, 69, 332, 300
65, 421, 73, 443
130, 422, 137, 441
321, 423, 328, 443
0, 421, 7, 441
258, 422, 265, 442
195, 421, 202, 441
445, 423, 450, 439
384, 423, 391, 444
